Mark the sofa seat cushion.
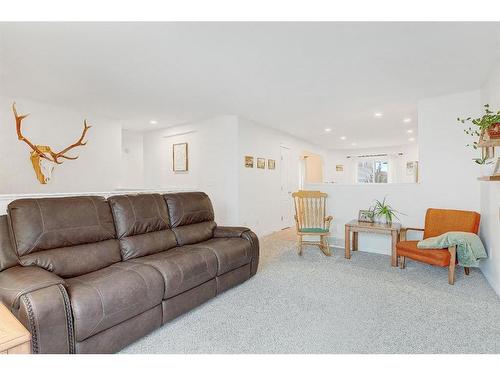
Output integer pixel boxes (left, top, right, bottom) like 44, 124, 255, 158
131, 247, 218, 299
192, 238, 252, 275
65, 262, 164, 341
396, 240, 451, 267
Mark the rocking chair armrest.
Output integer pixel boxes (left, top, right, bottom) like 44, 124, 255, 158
324, 216, 333, 230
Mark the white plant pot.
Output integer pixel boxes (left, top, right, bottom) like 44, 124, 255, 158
480, 163, 496, 177
376, 216, 390, 225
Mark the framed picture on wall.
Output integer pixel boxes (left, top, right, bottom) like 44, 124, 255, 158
257, 158, 266, 169
245, 156, 254, 168
336, 164, 344, 172
173, 142, 188, 172
268, 159, 276, 170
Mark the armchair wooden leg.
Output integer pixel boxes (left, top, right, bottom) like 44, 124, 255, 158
297, 235, 303, 256
464, 267, 470, 275
399, 256, 406, 269
448, 245, 457, 285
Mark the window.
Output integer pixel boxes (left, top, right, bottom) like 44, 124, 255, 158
357, 159, 388, 183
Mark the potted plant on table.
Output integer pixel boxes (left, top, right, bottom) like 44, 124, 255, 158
370, 197, 402, 225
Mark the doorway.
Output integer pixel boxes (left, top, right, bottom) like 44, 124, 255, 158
304, 153, 324, 183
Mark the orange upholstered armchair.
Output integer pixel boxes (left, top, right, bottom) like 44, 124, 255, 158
397, 208, 481, 285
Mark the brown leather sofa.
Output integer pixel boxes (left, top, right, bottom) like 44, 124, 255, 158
0, 192, 259, 354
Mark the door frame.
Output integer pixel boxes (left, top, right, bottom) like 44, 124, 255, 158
280, 145, 293, 229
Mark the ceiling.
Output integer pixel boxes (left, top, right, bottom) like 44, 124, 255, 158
1, 22, 499, 149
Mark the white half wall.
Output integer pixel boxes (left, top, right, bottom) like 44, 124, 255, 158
0, 96, 122, 194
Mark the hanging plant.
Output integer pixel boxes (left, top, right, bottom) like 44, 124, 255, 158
457, 104, 500, 150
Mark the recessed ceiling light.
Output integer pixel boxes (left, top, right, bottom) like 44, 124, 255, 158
340, 136, 347, 140
351, 142, 357, 146
149, 120, 158, 125
408, 137, 415, 142
403, 118, 412, 123
407, 129, 413, 134
374, 112, 383, 118
324, 128, 332, 132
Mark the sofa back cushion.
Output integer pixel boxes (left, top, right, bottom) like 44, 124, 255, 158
7, 196, 121, 277
164, 192, 216, 246
108, 194, 177, 260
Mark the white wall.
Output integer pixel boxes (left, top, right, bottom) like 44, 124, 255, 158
142, 115, 239, 226
120, 130, 144, 189
307, 90, 482, 255
479, 61, 500, 296
141, 115, 327, 236
325, 144, 419, 184
0, 96, 122, 194
237, 118, 327, 236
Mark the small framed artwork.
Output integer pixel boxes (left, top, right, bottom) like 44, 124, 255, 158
245, 156, 254, 168
173, 142, 188, 172
336, 165, 344, 172
358, 210, 374, 223
268, 159, 276, 170
257, 158, 266, 169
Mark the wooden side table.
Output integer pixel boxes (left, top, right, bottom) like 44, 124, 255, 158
0, 303, 31, 354
344, 220, 401, 267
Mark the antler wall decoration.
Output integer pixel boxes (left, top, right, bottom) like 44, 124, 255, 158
12, 102, 92, 184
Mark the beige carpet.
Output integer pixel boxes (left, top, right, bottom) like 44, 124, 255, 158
121, 228, 500, 353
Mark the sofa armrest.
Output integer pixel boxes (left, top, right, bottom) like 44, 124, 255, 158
0, 266, 74, 353
214, 226, 251, 238
0, 265, 64, 309
214, 226, 260, 276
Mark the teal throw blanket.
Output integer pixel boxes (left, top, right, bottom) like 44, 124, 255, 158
417, 232, 487, 268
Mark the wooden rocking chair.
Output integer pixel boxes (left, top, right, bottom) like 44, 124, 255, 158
292, 190, 333, 256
